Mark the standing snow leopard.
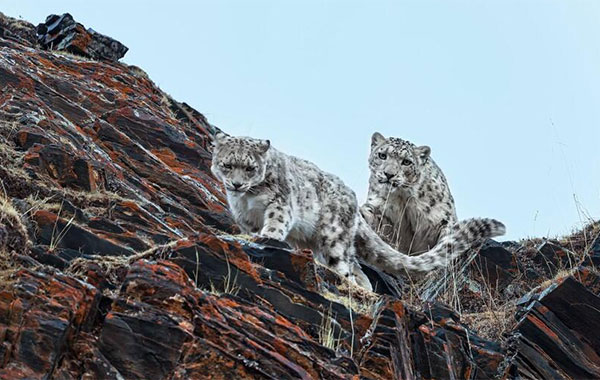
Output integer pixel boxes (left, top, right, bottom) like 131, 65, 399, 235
361, 132, 465, 255
211, 133, 505, 291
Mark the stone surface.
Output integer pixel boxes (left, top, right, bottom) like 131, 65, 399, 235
507, 277, 600, 379
534, 241, 578, 276
36, 13, 128, 61
0, 11, 600, 380
0, 269, 101, 379
474, 240, 517, 288
583, 234, 600, 267
0, 12, 36, 46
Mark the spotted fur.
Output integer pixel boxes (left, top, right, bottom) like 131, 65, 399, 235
361, 132, 499, 256
211, 133, 505, 290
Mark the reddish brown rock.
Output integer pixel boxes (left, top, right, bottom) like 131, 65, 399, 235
32, 210, 134, 256
0, 269, 101, 379
110, 259, 361, 379
507, 277, 600, 379
34, 144, 101, 191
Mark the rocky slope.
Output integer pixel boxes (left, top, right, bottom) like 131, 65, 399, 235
0, 12, 599, 379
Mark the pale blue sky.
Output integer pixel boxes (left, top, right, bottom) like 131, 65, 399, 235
4, 1, 599, 240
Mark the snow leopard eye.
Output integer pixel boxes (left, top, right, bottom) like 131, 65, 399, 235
378, 152, 387, 160
223, 163, 232, 170
402, 159, 412, 166
245, 166, 256, 172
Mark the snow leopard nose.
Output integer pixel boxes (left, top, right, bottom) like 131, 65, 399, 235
384, 171, 395, 180
232, 182, 243, 190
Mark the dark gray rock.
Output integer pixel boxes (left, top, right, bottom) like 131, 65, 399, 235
36, 13, 128, 61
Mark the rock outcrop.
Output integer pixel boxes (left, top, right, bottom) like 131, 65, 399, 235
36, 13, 128, 61
0, 12, 599, 379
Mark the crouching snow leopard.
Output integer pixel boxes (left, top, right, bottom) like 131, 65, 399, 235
361, 132, 480, 256
211, 132, 505, 291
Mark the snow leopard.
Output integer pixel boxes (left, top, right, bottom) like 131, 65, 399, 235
211, 132, 505, 291
361, 132, 462, 255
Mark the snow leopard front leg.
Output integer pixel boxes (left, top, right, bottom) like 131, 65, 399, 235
360, 183, 387, 226
352, 259, 373, 292
321, 226, 373, 291
259, 200, 293, 241
316, 203, 359, 281
361, 199, 395, 241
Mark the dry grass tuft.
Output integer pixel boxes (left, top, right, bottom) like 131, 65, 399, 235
0, 193, 30, 289
321, 287, 381, 317
318, 305, 344, 352
207, 249, 241, 297
312, 259, 382, 316
0, 193, 30, 253
462, 303, 517, 342
65, 237, 191, 297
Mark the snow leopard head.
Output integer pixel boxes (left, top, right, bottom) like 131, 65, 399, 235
211, 132, 270, 193
368, 132, 431, 189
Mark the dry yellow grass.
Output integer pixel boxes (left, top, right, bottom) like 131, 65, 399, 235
0, 194, 30, 289
318, 305, 344, 352
461, 304, 517, 341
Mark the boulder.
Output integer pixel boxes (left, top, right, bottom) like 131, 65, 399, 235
508, 277, 600, 379
36, 13, 128, 61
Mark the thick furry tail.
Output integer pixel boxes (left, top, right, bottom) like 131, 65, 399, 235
355, 217, 506, 274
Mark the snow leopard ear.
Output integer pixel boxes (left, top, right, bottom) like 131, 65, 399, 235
213, 131, 229, 146
416, 145, 431, 159
257, 139, 270, 153
371, 132, 385, 148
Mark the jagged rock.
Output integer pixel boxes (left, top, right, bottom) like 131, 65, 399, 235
359, 262, 404, 298
534, 240, 578, 276
0, 269, 101, 379
0, 12, 36, 46
575, 265, 600, 295
36, 13, 128, 61
583, 234, 600, 267
508, 276, 600, 379
111, 259, 361, 379
32, 210, 134, 256
31, 144, 102, 191
473, 240, 517, 288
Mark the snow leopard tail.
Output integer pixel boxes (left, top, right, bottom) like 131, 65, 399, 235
355, 217, 506, 273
